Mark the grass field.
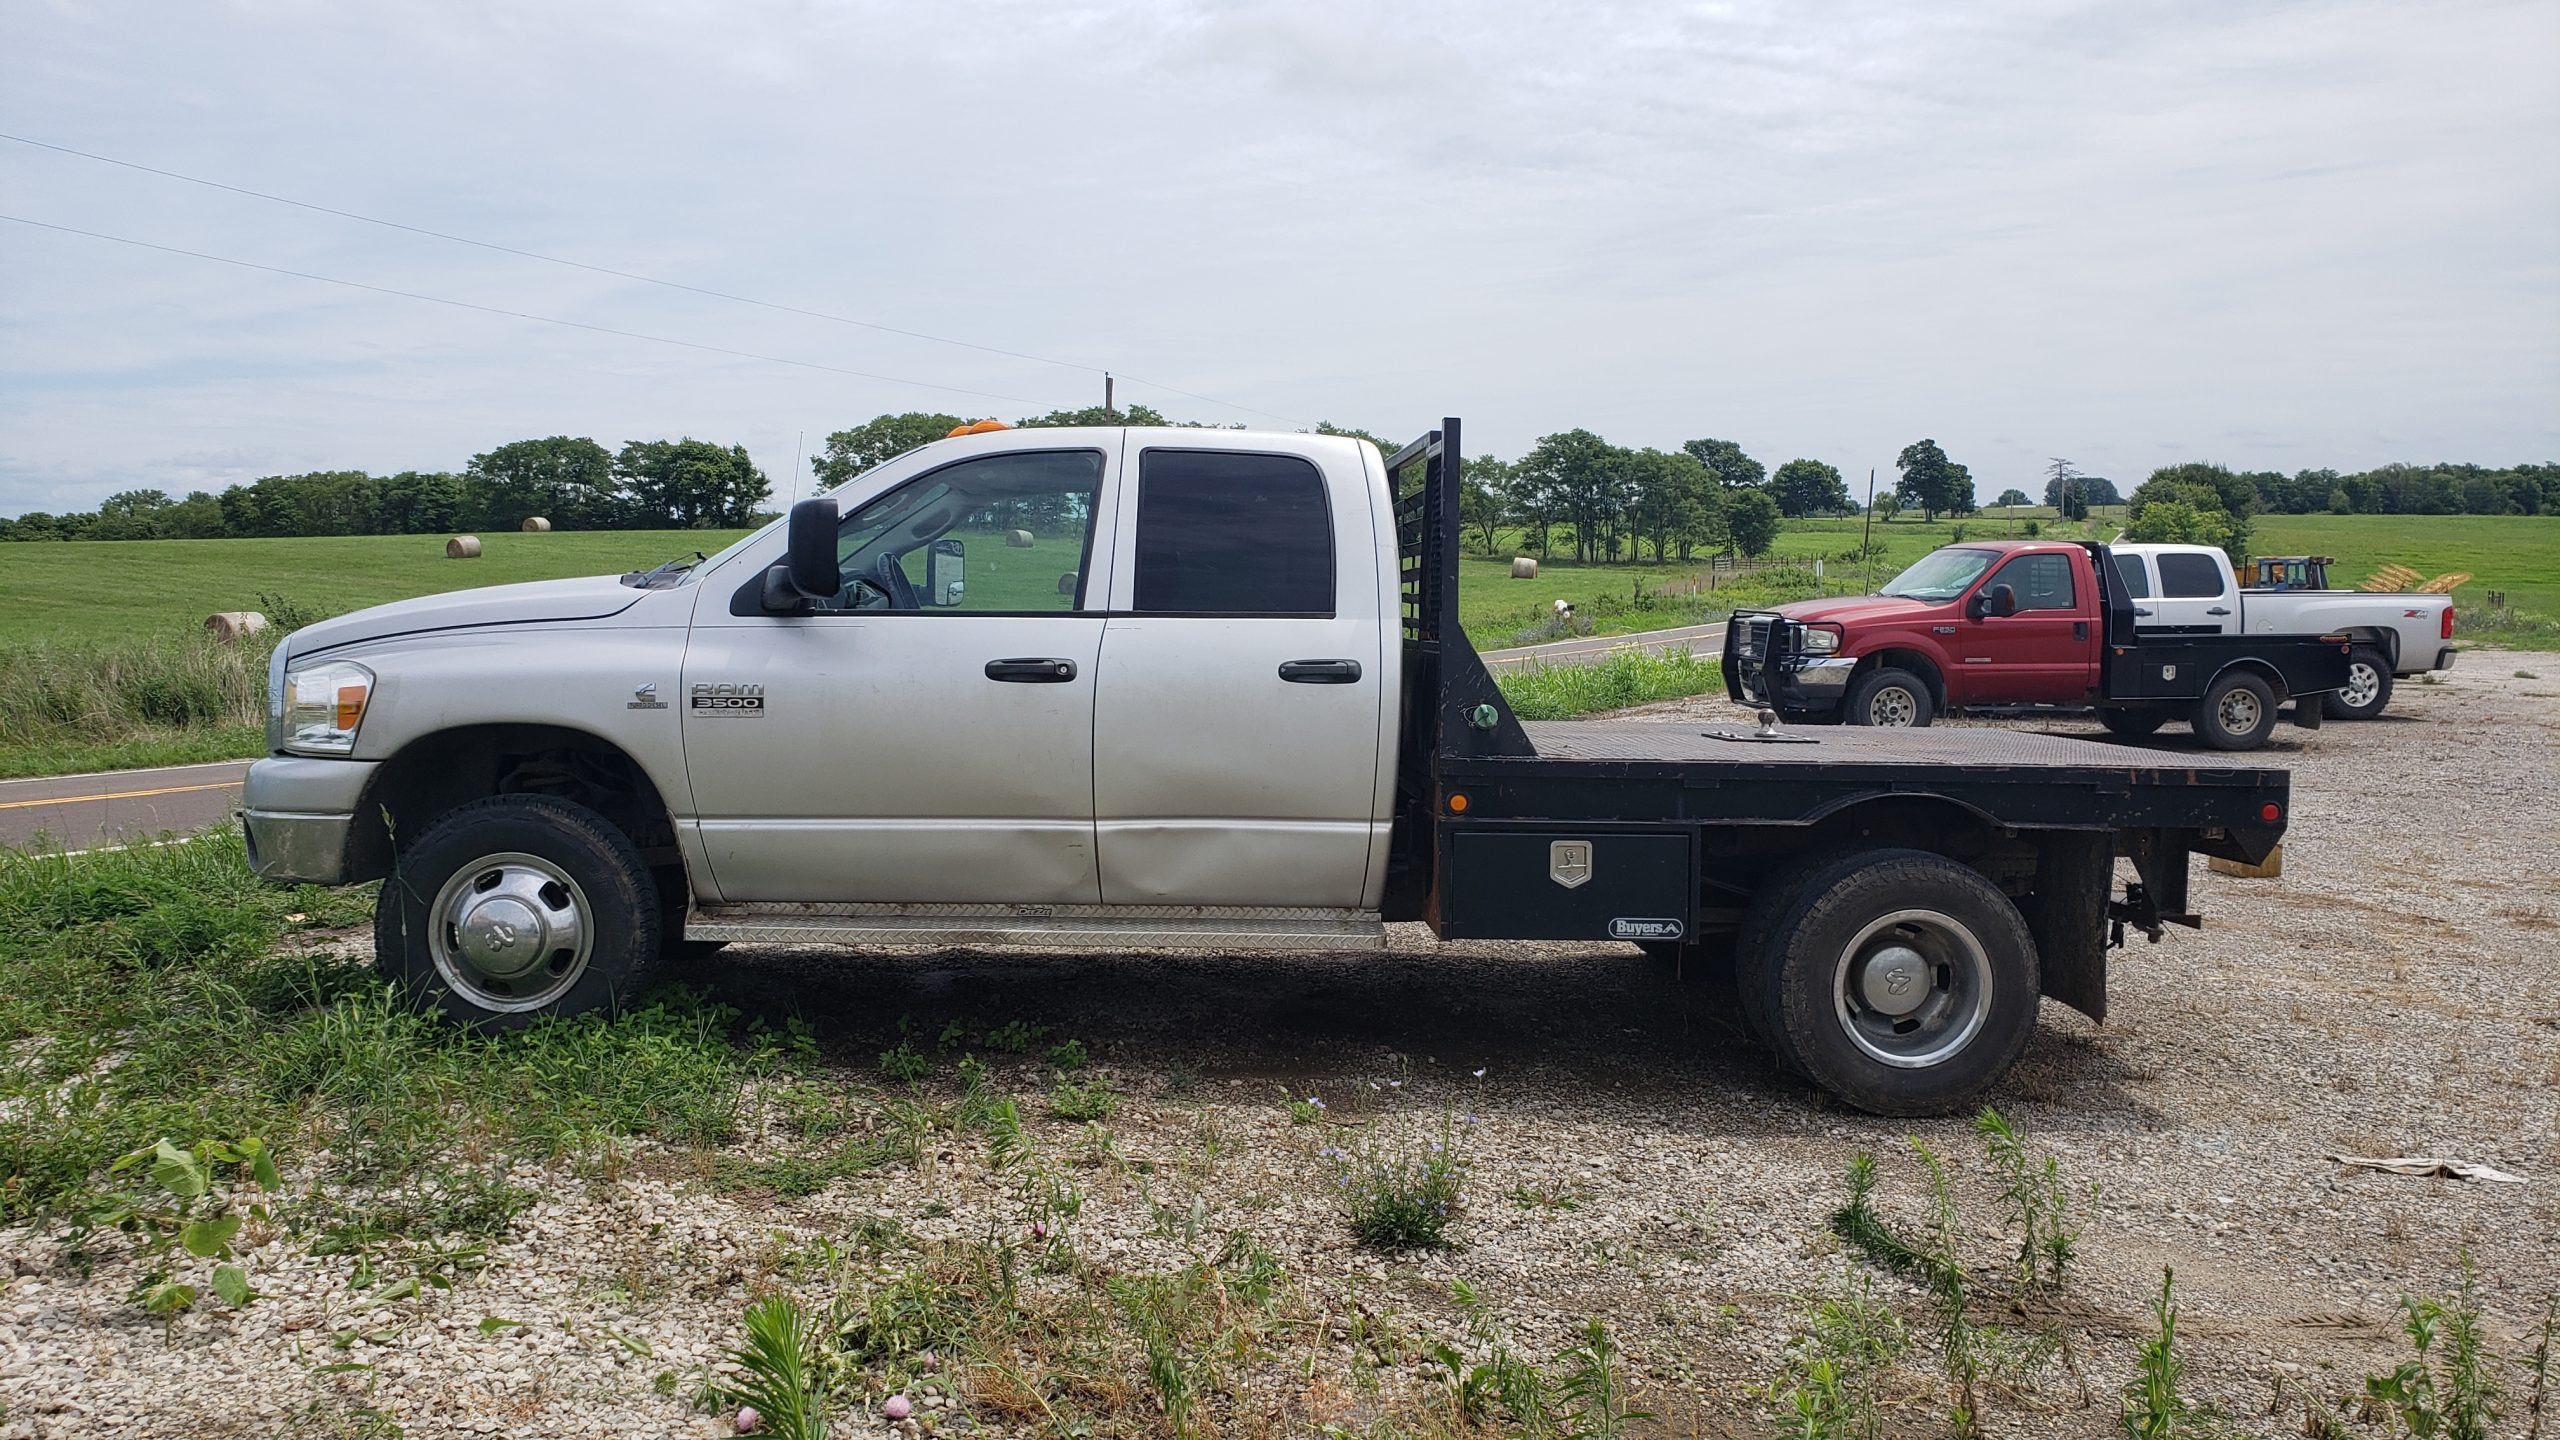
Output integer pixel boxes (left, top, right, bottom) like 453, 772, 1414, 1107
2252, 513, 2560, 616
0, 529, 751, 645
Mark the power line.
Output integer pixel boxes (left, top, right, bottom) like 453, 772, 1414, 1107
0, 129, 1308, 427
0, 212, 1046, 406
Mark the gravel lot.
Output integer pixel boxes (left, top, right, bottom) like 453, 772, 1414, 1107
5, 652, 2554, 1439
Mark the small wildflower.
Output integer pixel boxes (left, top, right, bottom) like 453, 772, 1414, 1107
1472, 1068, 1486, 1079
1307, 1096, 1324, 1109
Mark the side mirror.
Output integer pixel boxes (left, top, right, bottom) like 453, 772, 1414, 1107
1967, 584, 2017, 620
927, 538, 966, 606
761, 497, 839, 611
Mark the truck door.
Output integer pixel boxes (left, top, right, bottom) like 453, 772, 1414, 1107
2147, 550, 2238, 635
1960, 550, 2091, 703
1089, 442, 1386, 907
679, 442, 1119, 904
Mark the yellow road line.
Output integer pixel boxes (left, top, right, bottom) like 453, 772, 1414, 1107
0, 780, 241, 812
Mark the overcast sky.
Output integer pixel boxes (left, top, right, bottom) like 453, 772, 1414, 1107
3, 0, 2554, 516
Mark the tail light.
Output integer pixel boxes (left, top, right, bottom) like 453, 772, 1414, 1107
2442, 606, 2455, 640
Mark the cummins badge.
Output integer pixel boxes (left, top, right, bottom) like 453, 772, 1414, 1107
1550, 840, 1593, 889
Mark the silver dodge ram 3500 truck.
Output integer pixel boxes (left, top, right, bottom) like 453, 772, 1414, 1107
246, 420, 2292, 1115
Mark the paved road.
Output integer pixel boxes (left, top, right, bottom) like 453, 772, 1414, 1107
1479, 620, 1730, 668
0, 759, 252, 853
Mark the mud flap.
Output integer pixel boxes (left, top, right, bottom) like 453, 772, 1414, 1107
2024, 830, 2113, 1023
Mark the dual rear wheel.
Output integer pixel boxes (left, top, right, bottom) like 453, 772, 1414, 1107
1724, 849, 2041, 1116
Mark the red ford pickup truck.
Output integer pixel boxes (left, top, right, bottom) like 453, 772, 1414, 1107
1724, 540, 2354, 750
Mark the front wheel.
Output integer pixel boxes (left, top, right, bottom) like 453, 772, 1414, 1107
1738, 849, 2040, 1115
375, 794, 665, 1028
2324, 646, 2393, 720
1844, 668, 1935, 728
2192, 671, 2278, 751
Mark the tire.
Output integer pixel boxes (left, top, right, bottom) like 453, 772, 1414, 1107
2323, 646, 2393, 721
2192, 670, 2278, 751
375, 794, 664, 1028
1734, 858, 1847, 1070
2098, 708, 2167, 739
1742, 849, 2041, 1116
1844, 668, 1935, 728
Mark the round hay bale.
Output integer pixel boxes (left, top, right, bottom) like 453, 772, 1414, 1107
1058, 571, 1080, 596
446, 535, 483, 559
203, 611, 269, 643
1510, 557, 1538, 579
521, 516, 552, 533
1006, 529, 1035, 548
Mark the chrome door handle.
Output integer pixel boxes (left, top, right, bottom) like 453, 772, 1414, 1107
985, 658, 1076, 683
1278, 659, 1362, 684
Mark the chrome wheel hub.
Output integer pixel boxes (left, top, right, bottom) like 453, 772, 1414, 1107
2342, 662, 2380, 708
428, 852, 593, 1011
1868, 687, 1918, 726
1833, 910, 1993, 1068
2216, 687, 2262, 734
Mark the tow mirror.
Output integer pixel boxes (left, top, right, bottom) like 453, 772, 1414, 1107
762, 497, 839, 611
927, 537, 966, 606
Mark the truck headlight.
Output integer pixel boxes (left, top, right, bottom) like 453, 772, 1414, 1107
280, 660, 374, 755
1799, 626, 1841, 654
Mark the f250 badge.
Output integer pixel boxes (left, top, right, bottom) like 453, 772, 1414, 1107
690, 682, 766, 716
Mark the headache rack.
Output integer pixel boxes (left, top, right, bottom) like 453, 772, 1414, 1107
1382, 419, 1532, 919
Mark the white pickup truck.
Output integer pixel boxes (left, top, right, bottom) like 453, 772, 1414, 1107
242, 419, 2300, 1115
2108, 544, 2456, 719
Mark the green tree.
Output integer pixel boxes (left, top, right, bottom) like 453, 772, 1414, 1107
1875, 493, 1903, 523
1518, 430, 1629, 563
1993, 488, 2032, 508
1770, 458, 1852, 518
1623, 448, 1720, 561
1894, 439, 1975, 522
809, 412, 963, 487
1461, 454, 1514, 557
1681, 437, 1765, 491
375, 471, 467, 533
1018, 402, 1173, 428
2131, 463, 2256, 558
1315, 421, 1401, 453
1726, 488, 1782, 557
616, 439, 769, 528
465, 438, 619, 530
2124, 499, 2232, 550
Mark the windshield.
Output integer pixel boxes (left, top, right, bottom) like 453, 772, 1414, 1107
1879, 547, 1999, 602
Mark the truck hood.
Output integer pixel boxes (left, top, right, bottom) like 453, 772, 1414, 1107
286, 575, 646, 658
1768, 594, 1945, 624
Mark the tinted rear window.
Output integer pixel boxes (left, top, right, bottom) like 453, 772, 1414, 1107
1133, 451, 1334, 615
2112, 554, 2152, 598
2158, 552, 2227, 598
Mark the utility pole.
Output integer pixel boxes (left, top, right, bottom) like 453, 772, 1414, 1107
1103, 372, 1115, 420
787, 429, 804, 505
1861, 467, 1878, 592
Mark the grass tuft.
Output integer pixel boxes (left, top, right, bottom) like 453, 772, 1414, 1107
1496, 646, 1725, 720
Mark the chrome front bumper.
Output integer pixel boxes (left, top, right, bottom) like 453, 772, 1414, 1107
1733, 654, 1858, 710
240, 756, 378, 884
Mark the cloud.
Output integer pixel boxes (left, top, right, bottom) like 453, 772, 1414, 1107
1, 0, 2553, 516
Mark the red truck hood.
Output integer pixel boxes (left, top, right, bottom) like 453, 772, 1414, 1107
1767, 594, 1946, 624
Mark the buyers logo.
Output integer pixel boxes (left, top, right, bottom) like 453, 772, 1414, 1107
690, 682, 766, 716
1608, 918, 1683, 941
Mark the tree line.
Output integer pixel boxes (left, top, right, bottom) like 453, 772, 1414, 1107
7, 404, 2551, 547
0, 436, 771, 542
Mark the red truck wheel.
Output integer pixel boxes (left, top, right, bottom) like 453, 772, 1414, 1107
1845, 669, 1934, 728
2193, 671, 2278, 750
